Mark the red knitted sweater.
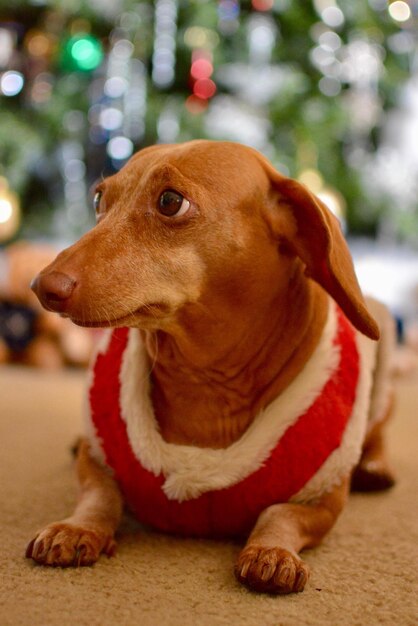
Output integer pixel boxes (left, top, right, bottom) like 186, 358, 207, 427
87, 305, 368, 539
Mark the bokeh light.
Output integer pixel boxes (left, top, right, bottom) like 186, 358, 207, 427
388, 1, 411, 22
26, 31, 51, 57
107, 136, 134, 160
99, 107, 124, 131
104, 76, 129, 98
321, 6, 345, 28
0, 178, 21, 242
252, 0, 274, 11
191, 58, 213, 80
193, 78, 216, 99
0, 199, 13, 224
63, 34, 103, 72
184, 26, 219, 50
1, 71, 24, 97
185, 95, 208, 114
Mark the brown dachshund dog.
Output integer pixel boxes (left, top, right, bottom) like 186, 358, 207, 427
28, 140, 396, 594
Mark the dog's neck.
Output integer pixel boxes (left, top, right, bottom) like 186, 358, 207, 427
141, 267, 329, 449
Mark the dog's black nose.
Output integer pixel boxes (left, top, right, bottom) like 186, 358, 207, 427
31, 271, 76, 312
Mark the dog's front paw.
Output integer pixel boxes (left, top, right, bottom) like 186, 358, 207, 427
25, 521, 116, 567
235, 546, 310, 594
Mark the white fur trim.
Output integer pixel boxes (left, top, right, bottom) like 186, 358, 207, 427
365, 297, 396, 427
84, 329, 113, 466
290, 330, 377, 504
119, 301, 341, 502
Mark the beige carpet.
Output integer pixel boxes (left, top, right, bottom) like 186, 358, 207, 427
1, 365, 417, 626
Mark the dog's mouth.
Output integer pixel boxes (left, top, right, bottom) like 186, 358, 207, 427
66, 302, 172, 329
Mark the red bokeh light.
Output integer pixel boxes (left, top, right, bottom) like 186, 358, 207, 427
185, 95, 208, 114
193, 78, 216, 99
252, 0, 273, 11
190, 58, 213, 80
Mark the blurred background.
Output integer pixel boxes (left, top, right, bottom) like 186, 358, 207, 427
0, 0, 417, 368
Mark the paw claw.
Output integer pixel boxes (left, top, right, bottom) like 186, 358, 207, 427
25, 538, 36, 559
104, 539, 117, 558
240, 560, 251, 579
236, 546, 309, 595
260, 563, 276, 582
32, 540, 47, 562
275, 565, 293, 587
294, 568, 309, 592
25, 522, 116, 568
74, 546, 86, 567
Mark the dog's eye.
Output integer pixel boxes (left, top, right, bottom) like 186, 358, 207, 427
158, 190, 190, 218
93, 191, 102, 215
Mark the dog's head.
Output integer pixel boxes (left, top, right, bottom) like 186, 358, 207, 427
31, 140, 379, 340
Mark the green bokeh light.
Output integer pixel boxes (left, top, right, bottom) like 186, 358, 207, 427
63, 34, 103, 72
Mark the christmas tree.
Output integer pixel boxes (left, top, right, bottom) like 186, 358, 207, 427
0, 0, 416, 244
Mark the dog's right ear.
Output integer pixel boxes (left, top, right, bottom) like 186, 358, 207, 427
257, 156, 379, 341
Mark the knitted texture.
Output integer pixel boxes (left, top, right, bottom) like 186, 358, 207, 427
88, 308, 359, 538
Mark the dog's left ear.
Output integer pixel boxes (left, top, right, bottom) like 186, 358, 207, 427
260, 162, 379, 341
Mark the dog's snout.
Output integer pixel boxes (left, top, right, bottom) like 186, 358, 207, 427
31, 270, 76, 312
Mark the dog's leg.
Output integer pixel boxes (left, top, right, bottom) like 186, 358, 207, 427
351, 299, 397, 492
26, 439, 123, 567
235, 477, 349, 594
351, 407, 396, 492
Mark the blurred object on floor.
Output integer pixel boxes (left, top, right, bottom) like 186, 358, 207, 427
391, 343, 418, 377
352, 237, 418, 376
391, 320, 418, 376
0, 241, 94, 368
352, 238, 418, 327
